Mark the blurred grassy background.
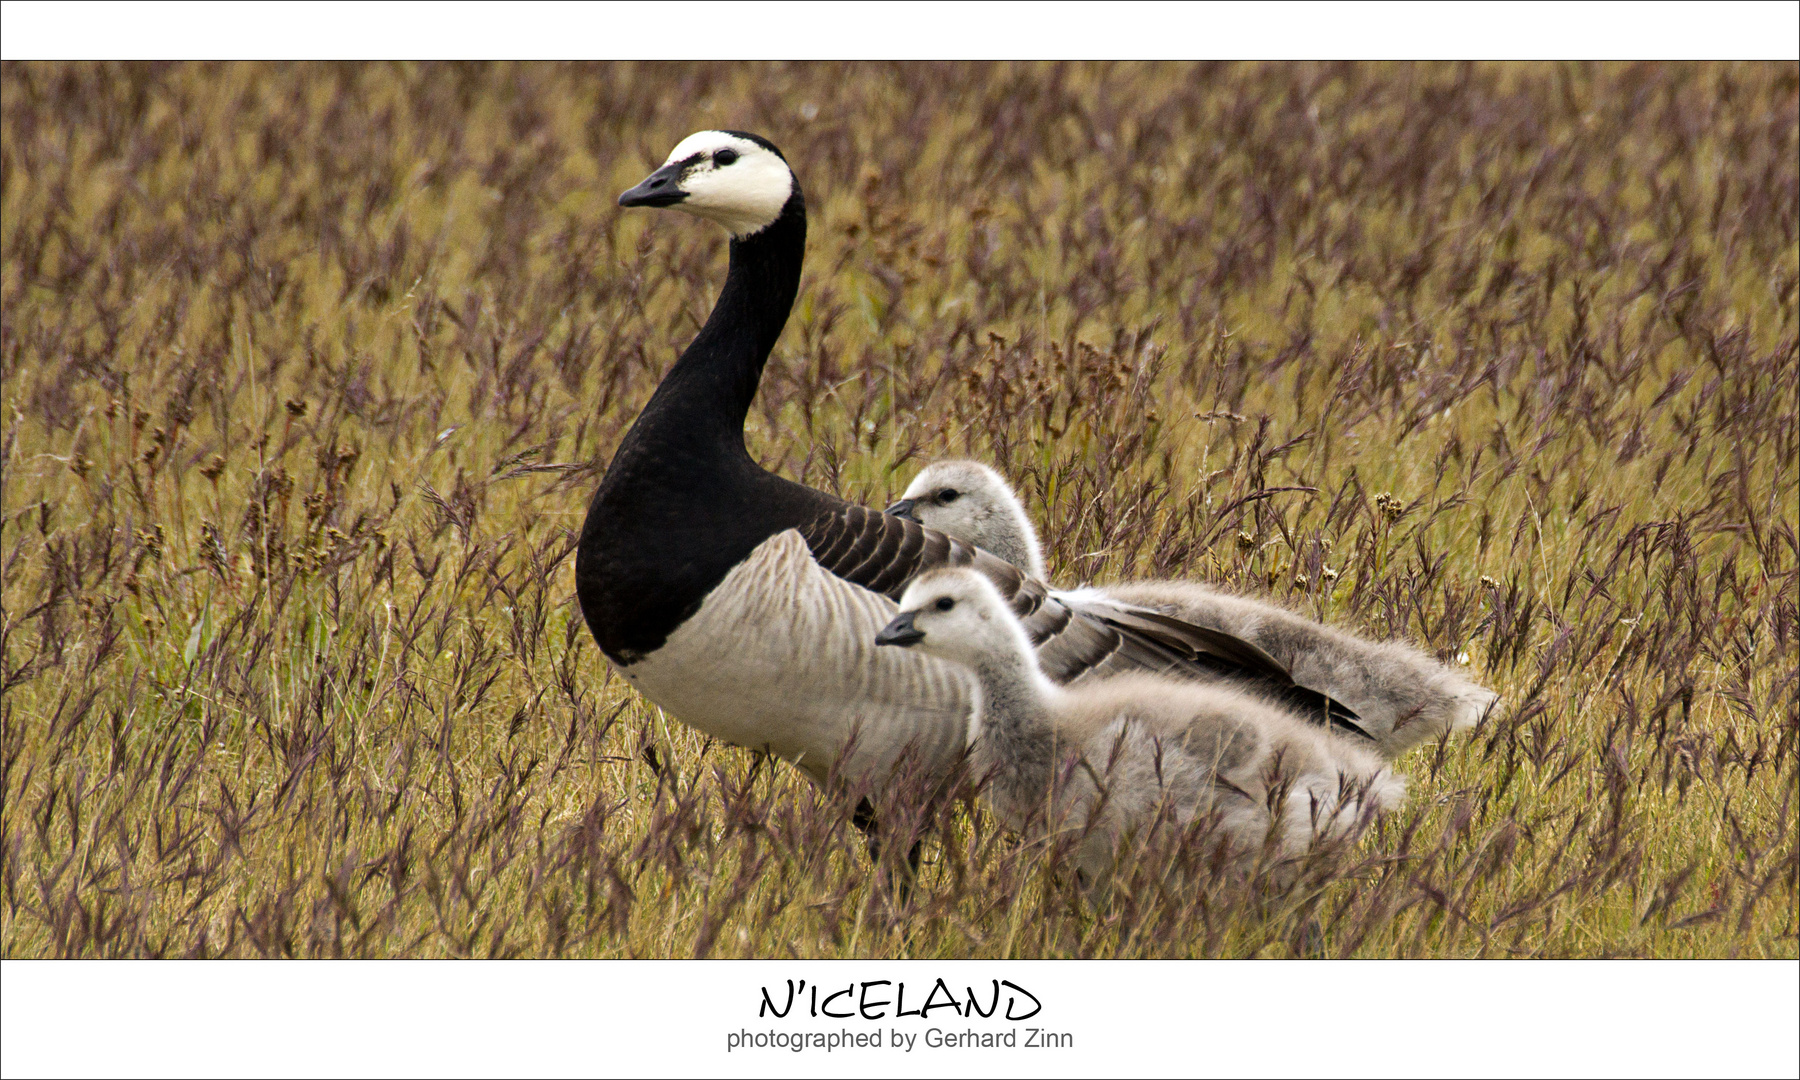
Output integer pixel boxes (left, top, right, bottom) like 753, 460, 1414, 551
1, 61, 1794, 957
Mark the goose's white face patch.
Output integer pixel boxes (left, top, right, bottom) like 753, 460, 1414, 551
660, 131, 794, 237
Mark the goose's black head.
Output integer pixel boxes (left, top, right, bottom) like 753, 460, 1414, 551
619, 130, 796, 238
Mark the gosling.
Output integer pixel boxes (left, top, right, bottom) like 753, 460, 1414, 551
875, 568, 1405, 886
888, 461, 1498, 758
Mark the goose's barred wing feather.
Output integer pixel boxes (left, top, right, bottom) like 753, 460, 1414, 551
799, 505, 1371, 741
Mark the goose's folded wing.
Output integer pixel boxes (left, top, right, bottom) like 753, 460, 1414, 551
798, 504, 1370, 740
798, 502, 961, 597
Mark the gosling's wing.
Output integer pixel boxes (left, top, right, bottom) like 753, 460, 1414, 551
796, 504, 1368, 738
1051, 589, 1291, 677
1054, 588, 1373, 741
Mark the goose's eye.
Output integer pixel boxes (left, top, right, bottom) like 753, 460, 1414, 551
938, 489, 960, 505
934, 597, 956, 612
714, 148, 739, 166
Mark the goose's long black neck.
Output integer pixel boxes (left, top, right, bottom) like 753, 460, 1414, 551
578, 189, 832, 665
631, 197, 806, 454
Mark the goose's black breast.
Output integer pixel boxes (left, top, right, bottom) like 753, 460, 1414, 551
576, 455, 832, 665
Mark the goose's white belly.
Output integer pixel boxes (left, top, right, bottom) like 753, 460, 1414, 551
616, 530, 973, 787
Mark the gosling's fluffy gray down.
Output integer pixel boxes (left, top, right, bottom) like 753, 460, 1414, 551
876, 569, 1406, 886
895, 460, 1499, 758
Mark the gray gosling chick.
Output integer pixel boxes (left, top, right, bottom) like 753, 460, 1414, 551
889, 460, 1499, 759
875, 568, 1405, 886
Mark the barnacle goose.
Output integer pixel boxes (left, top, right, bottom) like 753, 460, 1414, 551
576, 132, 1353, 805
890, 460, 1498, 758
875, 569, 1404, 886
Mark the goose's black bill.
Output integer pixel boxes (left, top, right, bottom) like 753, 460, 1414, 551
884, 498, 919, 521
619, 162, 690, 208
875, 612, 925, 648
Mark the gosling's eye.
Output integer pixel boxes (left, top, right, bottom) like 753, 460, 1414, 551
938, 489, 960, 504
714, 148, 739, 166
934, 597, 956, 612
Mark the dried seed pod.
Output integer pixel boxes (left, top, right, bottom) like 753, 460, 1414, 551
134, 525, 165, 559
200, 522, 230, 577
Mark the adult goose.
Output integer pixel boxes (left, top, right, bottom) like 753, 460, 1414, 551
575, 131, 1355, 803
890, 460, 1499, 757
875, 569, 1404, 887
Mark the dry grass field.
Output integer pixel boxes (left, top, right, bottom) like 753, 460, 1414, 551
1, 61, 1795, 958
